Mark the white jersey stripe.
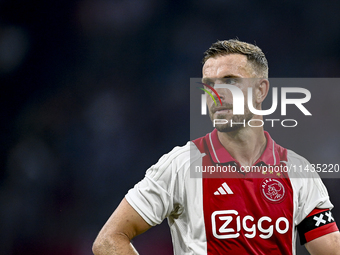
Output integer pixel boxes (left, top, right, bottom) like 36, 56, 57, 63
218, 187, 226, 194
272, 137, 276, 165
222, 182, 233, 194
209, 132, 220, 163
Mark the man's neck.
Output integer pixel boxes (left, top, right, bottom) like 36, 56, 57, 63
217, 126, 267, 167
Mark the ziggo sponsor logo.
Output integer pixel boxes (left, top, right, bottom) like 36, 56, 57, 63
211, 210, 289, 239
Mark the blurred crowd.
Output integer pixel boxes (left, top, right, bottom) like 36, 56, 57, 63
1, 0, 340, 254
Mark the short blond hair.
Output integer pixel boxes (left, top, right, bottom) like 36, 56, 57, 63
203, 39, 268, 78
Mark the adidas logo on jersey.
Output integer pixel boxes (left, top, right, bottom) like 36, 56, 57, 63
214, 182, 233, 195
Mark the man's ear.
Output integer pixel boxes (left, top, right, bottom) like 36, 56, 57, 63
256, 79, 270, 104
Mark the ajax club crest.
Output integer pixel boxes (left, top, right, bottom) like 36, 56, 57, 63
261, 178, 286, 203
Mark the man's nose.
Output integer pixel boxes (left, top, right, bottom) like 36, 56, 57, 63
214, 85, 233, 99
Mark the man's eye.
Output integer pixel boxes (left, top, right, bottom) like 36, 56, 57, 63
203, 82, 215, 88
225, 78, 237, 84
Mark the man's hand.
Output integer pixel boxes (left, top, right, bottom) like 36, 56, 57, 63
92, 198, 152, 255
305, 231, 340, 255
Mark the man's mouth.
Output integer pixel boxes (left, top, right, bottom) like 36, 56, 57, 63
212, 106, 233, 114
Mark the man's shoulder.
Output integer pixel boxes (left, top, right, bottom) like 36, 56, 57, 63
163, 133, 207, 164
159, 141, 199, 165
283, 148, 321, 179
145, 140, 203, 179
285, 148, 311, 165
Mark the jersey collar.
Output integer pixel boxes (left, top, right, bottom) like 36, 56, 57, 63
205, 129, 280, 166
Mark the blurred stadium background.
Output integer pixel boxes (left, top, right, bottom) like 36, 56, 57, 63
1, 0, 340, 254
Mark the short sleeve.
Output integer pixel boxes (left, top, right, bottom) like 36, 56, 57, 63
294, 176, 338, 244
295, 176, 333, 224
287, 150, 334, 224
287, 150, 338, 244
125, 143, 192, 226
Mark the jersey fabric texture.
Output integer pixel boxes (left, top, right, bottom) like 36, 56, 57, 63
125, 129, 338, 254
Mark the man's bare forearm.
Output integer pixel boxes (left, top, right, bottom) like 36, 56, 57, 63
93, 198, 152, 255
92, 232, 139, 255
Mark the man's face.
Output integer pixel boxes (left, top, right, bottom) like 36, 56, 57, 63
202, 54, 257, 132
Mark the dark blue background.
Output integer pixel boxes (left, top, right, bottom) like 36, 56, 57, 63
1, 0, 340, 254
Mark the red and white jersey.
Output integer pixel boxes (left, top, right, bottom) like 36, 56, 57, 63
125, 130, 338, 254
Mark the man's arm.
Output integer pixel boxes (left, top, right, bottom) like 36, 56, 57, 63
92, 198, 152, 255
305, 231, 340, 255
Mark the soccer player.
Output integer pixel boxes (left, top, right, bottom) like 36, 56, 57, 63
92, 39, 340, 254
